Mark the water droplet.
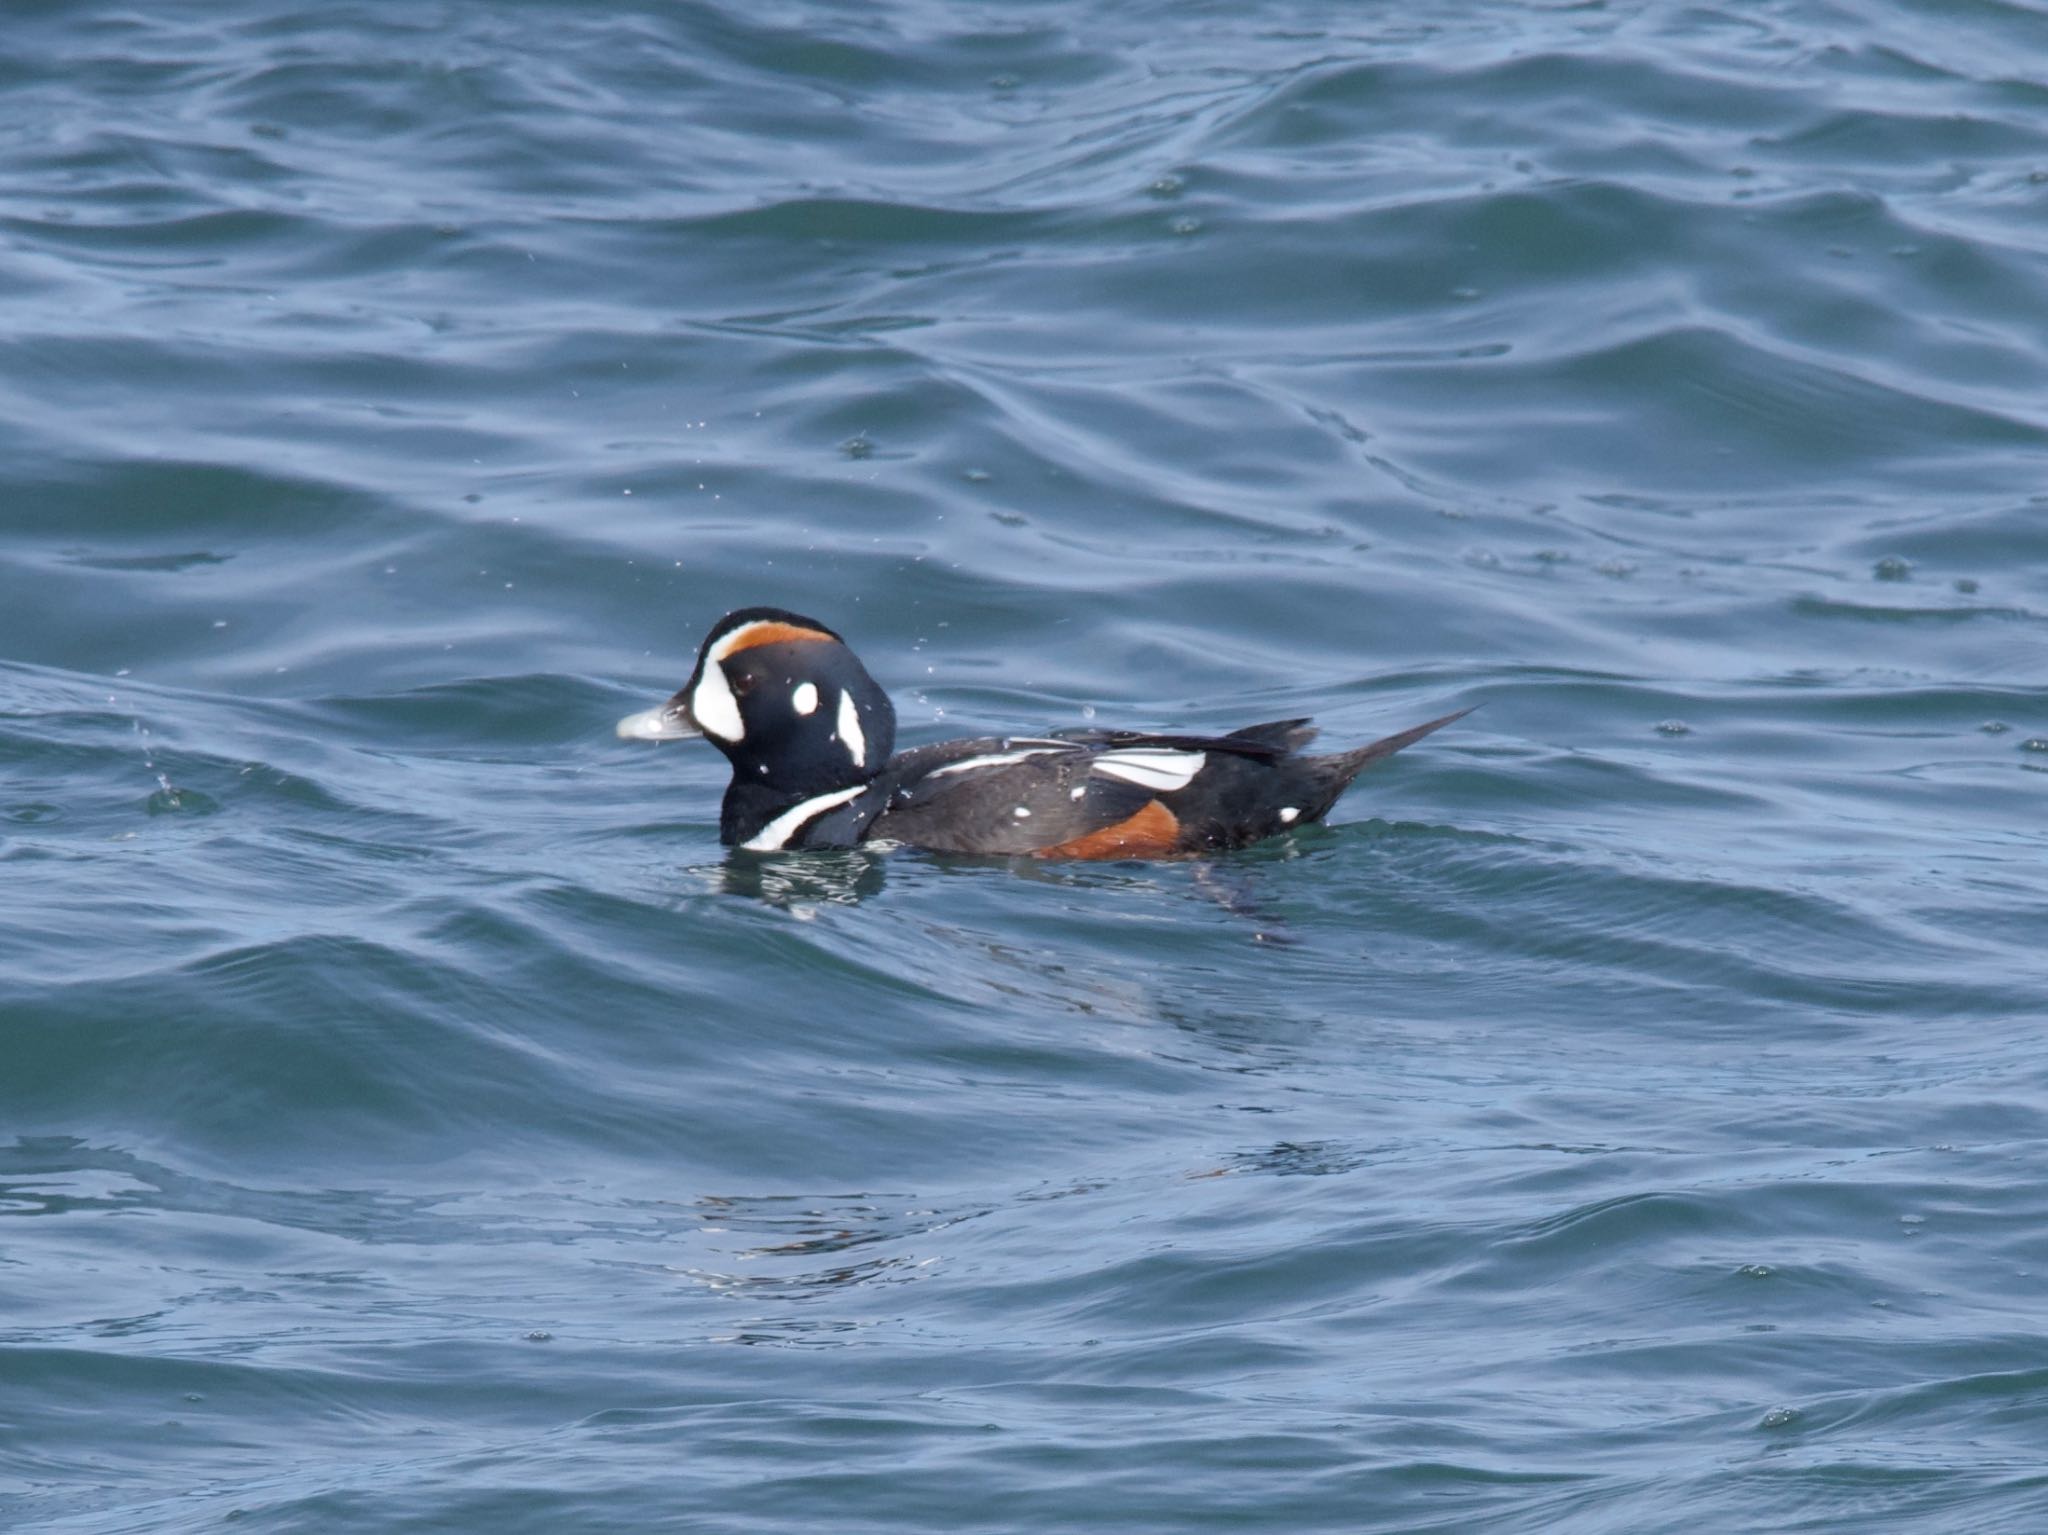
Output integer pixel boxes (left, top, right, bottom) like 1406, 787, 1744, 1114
1737, 1263, 1772, 1278
1595, 559, 1637, 579
840, 435, 874, 460
1461, 547, 1501, 570
1759, 1406, 1801, 1430
1982, 721, 2009, 734
1169, 216, 1201, 236
1148, 173, 1184, 199
1872, 555, 1912, 581
965, 468, 992, 483
1655, 720, 1691, 737
2020, 738, 2048, 753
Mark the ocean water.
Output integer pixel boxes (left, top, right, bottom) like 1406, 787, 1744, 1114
4, 1, 2047, 1529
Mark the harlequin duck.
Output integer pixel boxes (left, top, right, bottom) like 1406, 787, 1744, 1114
616, 607, 1468, 857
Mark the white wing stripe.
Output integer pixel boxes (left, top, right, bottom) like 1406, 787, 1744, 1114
1090, 749, 1206, 792
925, 748, 1067, 778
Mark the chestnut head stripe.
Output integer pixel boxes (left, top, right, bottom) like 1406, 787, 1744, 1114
710, 620, 838, 661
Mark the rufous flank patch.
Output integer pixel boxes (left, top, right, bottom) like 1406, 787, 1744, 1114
1035, 798, 1181, 860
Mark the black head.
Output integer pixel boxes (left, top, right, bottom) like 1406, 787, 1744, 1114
617, 607, 897, 800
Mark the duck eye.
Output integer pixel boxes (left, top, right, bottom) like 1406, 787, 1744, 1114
728, 668, 757, 697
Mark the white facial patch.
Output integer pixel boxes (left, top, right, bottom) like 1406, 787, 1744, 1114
690, 661, 745, 743
1279, 806, 1300, 824
1091, 749, 1206, 793
741, 784, 868, 852
792, 681, 819, 716
926, 747, 1065, 778
835, 689, 866, 767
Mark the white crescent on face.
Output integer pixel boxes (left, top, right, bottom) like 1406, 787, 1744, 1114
691, 660, 745, 742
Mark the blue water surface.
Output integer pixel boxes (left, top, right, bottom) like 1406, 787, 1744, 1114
3, 2, 2047, 1530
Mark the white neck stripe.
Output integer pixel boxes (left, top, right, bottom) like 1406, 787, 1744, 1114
836, 689, 867, 768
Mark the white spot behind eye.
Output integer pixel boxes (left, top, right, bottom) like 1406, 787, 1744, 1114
1279, 806, 1300, 824
836, 689, 866, 767
1013, 806, 1031, 818
692, 662, 744, 742
792, 681, 819, 716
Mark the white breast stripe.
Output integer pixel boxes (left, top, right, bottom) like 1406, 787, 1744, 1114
836, 690, 866, 767
1091, 749, 1206, 793
925, 748, 1066, 778
741, 784, 869, 851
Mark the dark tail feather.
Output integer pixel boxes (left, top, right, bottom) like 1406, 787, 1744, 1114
1312, 706, 1473, 808
1226, 717, 1319, 753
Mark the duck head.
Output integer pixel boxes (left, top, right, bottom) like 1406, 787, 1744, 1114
617, 607, 897, 846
